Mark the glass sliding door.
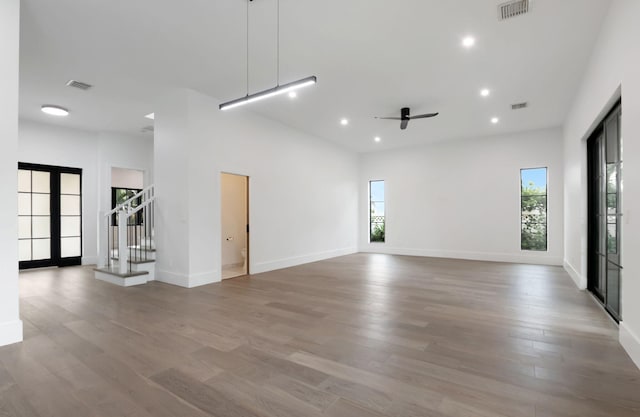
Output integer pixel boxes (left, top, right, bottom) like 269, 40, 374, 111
587, 103, 622, 321
18, 163, 82, 269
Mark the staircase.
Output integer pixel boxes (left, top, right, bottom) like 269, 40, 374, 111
94, 185, 156, 286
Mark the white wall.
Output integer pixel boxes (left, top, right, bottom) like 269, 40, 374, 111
221, 173, 247, 268
563, 0, 640, 368
0, 0, 23, 347
111, 167, 144, 189
18, 120, 154, 266
359, 128, 564, 265
154, 89, 359, 287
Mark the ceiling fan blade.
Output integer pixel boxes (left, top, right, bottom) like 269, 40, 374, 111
408, 112, 439, 120
375, 117, 402, 120
400, 119, 409, 130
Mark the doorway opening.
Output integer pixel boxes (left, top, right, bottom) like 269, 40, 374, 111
587, 101, 622, 322
221, 173, 249, 279
18, 162, 82, 269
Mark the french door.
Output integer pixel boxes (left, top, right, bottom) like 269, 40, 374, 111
587, 103, 622, 321
18, 163, 82, 269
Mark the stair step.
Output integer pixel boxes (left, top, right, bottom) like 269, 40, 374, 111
93, 266, 148, 278
93, 267, 149, 287
128, 246, 156, 252
110, 257, 155, 264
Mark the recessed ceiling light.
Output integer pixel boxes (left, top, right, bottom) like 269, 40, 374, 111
491, 117, 500, 124
144, 112, 155, 120
288, 91, 297, 98
374, 136, 381, 143
480, 88, 490, 97
462, 36, 476, 48
340, 118, 349, 126
41, 105, 69, 117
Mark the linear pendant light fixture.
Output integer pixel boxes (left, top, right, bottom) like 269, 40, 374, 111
219, 0, 317, 111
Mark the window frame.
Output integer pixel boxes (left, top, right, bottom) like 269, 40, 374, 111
368, 180, 385, 243
111, 187, 143, 226
520, 167, 548, 252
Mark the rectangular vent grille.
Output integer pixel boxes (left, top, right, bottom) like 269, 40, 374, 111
512, 102, 528, 110
66, 80, 93, 90
498, 0, 530, 21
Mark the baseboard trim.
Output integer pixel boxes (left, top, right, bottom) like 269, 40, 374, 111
252, 247, 358, 274
82, 256, 99, 266
188, 270, 219, 288
0, 320, 23, 347
358, 246, 563, 266
620, 322, 640, 370
155, 269, 219, 288
563, 259, 587, 290
156, 269, 189, 288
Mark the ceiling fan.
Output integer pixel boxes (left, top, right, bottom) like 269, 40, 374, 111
375, 107, 439, 130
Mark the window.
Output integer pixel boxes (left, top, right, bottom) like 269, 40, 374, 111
111, 187, 142, 225
521, 168, 547, 251
369, 180, 385, 242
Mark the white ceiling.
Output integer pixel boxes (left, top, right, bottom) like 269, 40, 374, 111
19, 0, 611, 152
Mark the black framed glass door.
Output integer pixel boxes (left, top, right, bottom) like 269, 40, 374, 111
18, 163, 82, 269
587, 103, 622, 321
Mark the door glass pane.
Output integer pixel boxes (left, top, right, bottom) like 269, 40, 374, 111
32, 171, 50, 193
61, 237, 81, 258
32, 216, 51, 239
18, 193, 31, 215
32, 239, 51, 260
18, 217, 31, 239
606, 116, 619, 163
18, 240, 31, 261
607, 194, 617, 214
60, 195, 80, 215
598, 217, 606, 254
60, 173, 80, 195
32, 194, 50, 215
606, 264, 620, 316
607, 165, 617, 193
598, 255, 606, 296
607, 223, 617, 254
18, 170, 31, 192
61, 216, 81, 237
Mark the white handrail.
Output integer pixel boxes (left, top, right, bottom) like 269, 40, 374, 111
105, 184, 154, 217
127, 196, 155, 216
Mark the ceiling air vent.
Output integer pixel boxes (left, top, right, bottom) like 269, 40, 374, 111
498, 0, 530, 21
66, 80, 93, 90
512, 102, 528, 110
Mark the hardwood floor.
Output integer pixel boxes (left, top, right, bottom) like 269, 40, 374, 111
1, 254, 639, 417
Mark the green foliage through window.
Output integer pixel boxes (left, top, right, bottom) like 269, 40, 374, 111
111, 187, 143, 225
521, 168, 547, 251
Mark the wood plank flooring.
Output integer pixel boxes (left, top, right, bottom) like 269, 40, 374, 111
1, 254, 639, 417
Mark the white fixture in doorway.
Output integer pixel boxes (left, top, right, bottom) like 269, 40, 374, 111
221, 172, 249, 280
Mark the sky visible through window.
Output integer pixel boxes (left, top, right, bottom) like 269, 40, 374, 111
370, 181, 385, 215
521, 168, 547, 191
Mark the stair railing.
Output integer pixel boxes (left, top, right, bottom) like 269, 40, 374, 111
104, 185, 155, 274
